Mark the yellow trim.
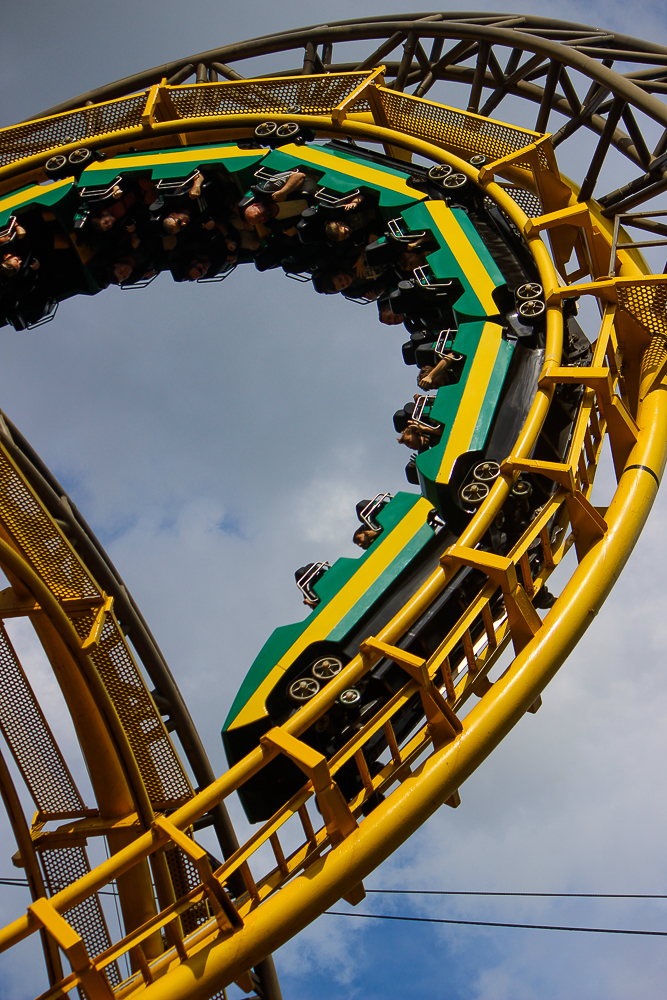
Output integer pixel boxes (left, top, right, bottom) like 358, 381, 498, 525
421, 200, 500, 314
436, 322, 505, 483
0, 178, 71, 214
276, 143, 426, 200
231, 497, 433, 728
83, 141, 425, 199
82, 144, 260, 174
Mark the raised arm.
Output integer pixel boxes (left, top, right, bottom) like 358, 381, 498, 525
272, 170, 306, 202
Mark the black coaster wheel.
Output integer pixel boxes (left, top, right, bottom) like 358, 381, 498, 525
473, 460, 501, 483
44, 153, 68, 177
428, 163, 453, 185
276, 122, 301, 141
516, 282, 544, 302
288, 677, 320, 702
442, 172, 468, 190
460, 481, 490, 508
511, 479, 533, 499
68, 147, 92, 167
311, 657, 344, 681
518, 298, 546, 323
254, 121, 278, 140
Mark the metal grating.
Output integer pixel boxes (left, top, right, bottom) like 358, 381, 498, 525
40, 846, 120, 986
0, 622, 83, 815
0, 95, 147, 168
168, 74, 371, 119
164, 844, 210, 935
378, 87, 546, 166
499, 184, 543, 219
0, 624, 119, 983
0, 72, 546, 176
641, 335, 667, 381
0, 450, 96, 600
0, 444, 191, 807
618, 282, 667, 340
68, 611, 192, 809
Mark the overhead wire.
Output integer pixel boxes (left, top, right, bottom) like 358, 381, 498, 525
3, 875, 665, 936
366, 889, 667, 899
3, 876, 666, 902
325, 911, 667, 937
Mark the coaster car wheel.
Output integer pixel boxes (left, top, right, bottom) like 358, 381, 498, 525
289, 677, 320, 702
311, 657, 344, 681
44, 154, 68, 178
460, 481, 490, 509
339, 688, 361, 706
511, 479, 533, 498
518, 298, 546, 323
428, 164, 453, 186
473, 460, 501, 483
443, 172, 468, 190
516, 282, 544, 302
68, 148, 92, 167
276, 122, 301, 140
254, 121, 278, 139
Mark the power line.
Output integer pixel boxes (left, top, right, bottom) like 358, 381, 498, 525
366, 889, 667, 899
4, 875, 665, 904
325, 911, 667, 937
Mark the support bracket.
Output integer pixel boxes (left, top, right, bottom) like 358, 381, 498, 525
441, 546, 542, 654
260, 729, 357, 845
29, 897, 114, 1000
360, 637, 462, 748
565, 489, 608, 560
153, 815, 241, 930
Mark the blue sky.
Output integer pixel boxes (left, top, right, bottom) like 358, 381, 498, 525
3, 3, 667, 999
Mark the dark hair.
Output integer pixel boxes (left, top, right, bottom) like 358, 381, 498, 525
110, 256, 136, 283
353, 526, 380, 550
352, 526, 369, 548
312, 270, 351, 295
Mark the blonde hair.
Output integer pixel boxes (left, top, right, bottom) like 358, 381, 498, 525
324, 220, 349, 241
398, 426, 424, 449
163, 214, 186, 234
0, 257, 19, 276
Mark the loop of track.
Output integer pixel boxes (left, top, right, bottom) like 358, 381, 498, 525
0, 20, 666, 1000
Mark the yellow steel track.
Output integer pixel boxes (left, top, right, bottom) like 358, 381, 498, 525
0, 65, 665, 1000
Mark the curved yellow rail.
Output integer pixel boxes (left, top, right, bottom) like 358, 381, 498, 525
0, 69, 664, 1000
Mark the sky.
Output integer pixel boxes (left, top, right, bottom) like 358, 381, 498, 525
3, 3, 667, 999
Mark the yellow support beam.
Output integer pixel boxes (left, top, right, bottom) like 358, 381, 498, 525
29, 898, 113, 1000
259, 729, 357, 844
153, 816, 241, 932
360, 636, 462, 747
